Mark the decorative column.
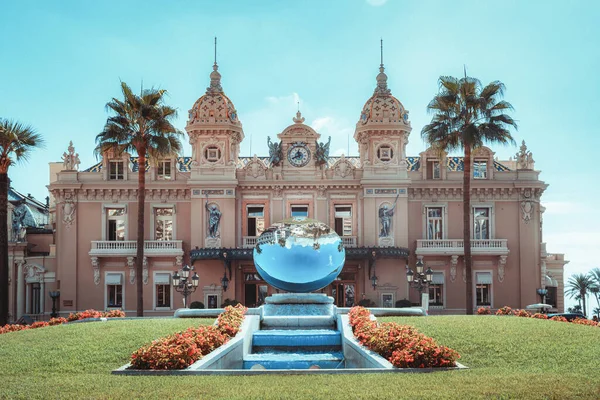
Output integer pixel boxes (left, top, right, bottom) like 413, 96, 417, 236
127, 257, 135, 284
16, 260, 25, 319
91, 257, 100, 285
143, 257, 149, 285
498, 255, 508, 283
450, 255, 458, 282
39, 275, 45, 317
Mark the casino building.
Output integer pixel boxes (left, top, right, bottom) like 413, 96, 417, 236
6, 54, 568, 321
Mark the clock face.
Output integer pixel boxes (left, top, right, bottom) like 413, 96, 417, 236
287, 143, 311, 167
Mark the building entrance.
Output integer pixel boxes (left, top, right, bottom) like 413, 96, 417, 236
329, 271, 358, 307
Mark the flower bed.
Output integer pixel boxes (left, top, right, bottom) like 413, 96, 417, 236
0, 310, 125, 335
130, 304, 247, 370
348, 306, 460, 368
487, 306, 599, 327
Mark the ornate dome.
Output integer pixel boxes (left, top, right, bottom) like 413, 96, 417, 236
187, 63, 241, 126
358, 64, 410, 127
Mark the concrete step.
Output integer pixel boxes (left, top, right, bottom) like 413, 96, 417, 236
243, 351, 344, 370
253, 329, 341, 347
261, 315, 335, 328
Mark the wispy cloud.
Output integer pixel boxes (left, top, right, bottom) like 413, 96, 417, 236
310, 116, 357, 156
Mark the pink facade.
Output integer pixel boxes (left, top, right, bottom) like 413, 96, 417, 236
6, 59, 567, 321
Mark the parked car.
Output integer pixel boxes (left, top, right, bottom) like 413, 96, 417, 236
546, 312, 586, 321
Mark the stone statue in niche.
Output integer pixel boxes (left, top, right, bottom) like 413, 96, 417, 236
379, 193, 399, 237
315, 136, 331, 166
267, 136, 283, 166
205, 194, 222, 238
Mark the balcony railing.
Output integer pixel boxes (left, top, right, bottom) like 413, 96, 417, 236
243, 235, 358, 248
89, 240, 184, 257
416, 239, 508, 256
342, 236, 357, 248
243, 236, 258, 248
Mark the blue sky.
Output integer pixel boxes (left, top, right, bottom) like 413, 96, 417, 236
2, 0, 599, 310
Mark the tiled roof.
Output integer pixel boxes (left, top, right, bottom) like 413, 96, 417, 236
83, 156, 511, 173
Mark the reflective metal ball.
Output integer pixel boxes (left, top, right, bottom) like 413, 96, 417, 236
253, 218, 346, 293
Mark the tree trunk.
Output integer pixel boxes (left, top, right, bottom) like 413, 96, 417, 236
0, 172, 9, 325
136, 149, 146, 317
582, 291, 587, 317
463, 146, 473, 315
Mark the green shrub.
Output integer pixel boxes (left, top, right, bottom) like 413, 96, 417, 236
189, 301, 205, 309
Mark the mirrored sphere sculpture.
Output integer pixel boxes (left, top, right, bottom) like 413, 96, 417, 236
253, 218, 346, 292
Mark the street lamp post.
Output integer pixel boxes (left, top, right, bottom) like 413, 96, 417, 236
406, 259, 434, 308
49, 291, 60, 318
171, 265, 199, 308
536, 288, 548, 304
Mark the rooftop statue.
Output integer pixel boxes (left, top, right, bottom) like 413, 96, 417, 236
61, 141, 80, 171
315, 136, 331, 166
515, 140, 534, 170
267, 136, 283, 167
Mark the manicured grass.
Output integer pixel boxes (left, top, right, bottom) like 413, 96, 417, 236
1, 316, 599, 399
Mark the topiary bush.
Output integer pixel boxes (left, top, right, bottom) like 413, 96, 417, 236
358, 298, 376, 307
395, 299, 412, 308
220, 299, 241, 308
189, 301, 205, 309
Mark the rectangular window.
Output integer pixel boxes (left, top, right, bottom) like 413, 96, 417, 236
426, 160, 441, 180
546, 287, 557, 308
334, 205, 352, 237
428, 272, 444, 306
473, 207, 491, 240
157, 160, 172, 180
426, 207, 443, 240
155, 207, 174, 240
382, 293, 394, 308
207, 294, 218, 309
154, 273, 171, 308
476, 272, 492, 306
108, 161, 124, 180
473, 160, 488, 179
291, 205, 309, 218
107, 208, 126, 241
247, 206, 265, 236
106, 273, 123, 308
30, 283, 41, 314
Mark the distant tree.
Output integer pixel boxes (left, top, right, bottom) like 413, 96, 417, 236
422, 76, 516, 314
95, 82, 182, 317
0, 119, 45, 325
587, 268, 600, 318
565, 274, 593, 317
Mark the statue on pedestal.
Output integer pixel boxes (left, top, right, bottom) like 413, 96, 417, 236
205, 194, 222, 238
379, 193, 399, 237
267, 136, 283, 166
315, 136, 331, 166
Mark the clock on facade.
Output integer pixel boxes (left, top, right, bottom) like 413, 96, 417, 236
287, 142, 311, 167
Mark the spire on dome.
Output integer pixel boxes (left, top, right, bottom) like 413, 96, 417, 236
374, 38, 391, 96
207, 37, 223, 93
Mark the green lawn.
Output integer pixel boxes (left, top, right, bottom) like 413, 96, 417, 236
1, 316, 599, 399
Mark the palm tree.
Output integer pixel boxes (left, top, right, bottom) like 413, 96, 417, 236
587, 268, 600, 317
0, 119, 45, 325
421, 76, 516, 315
565, 273, 593, 317
95, 82, 182, 317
